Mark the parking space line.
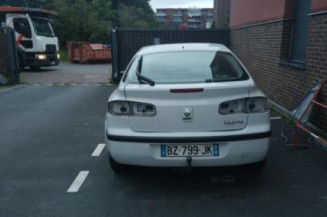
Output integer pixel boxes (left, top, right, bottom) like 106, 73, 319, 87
67, 171, 89, 193
91, 143, 106, 157
270, 117, 282, 120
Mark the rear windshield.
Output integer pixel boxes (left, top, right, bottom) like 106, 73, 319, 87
126, 51, 249, 84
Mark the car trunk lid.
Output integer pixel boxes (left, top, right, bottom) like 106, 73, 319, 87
124, 82, 250, 133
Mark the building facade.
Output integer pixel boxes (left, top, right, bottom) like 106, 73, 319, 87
230, 0, 327, 131
155, 8, 214, 29
214, 0, 230, 28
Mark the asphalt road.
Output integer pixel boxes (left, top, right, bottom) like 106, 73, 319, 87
20, 62, 111, 84
1, 85, 327, 217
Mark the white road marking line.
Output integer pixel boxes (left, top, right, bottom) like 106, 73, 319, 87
270, 117, 282, 120
67, 171, 89, 193
91, 143, 106, 157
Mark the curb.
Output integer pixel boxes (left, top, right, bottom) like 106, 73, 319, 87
0, 85, 24, 93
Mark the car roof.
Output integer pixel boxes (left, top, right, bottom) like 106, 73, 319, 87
137, 43, 231, 55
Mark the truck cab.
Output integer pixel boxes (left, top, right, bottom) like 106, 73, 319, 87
0, 7, 60, 70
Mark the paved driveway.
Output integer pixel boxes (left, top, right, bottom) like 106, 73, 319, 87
1, 85, 327, 217
20, 62, 111, 84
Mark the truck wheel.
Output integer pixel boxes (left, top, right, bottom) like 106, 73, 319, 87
18, 54, 25, 71
30, 66, 40, 71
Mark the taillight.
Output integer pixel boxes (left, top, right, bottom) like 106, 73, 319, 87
219, 97, 268, 115
245, 97, 268, 113
108, 101, 130, 115
108, 101, 156, 116
132, 102, 156, 116
219, 99, 245, 115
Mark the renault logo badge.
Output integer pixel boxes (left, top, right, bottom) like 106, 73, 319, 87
183, 108, 193, 121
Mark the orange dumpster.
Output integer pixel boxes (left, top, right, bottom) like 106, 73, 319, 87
66, 41, 111, 63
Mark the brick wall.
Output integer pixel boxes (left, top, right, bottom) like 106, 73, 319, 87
0, 30, 10, 78
214, 0, 230, 28
306, 14, 327, 88
306, 14, 327, 130
231, 13, 327, 130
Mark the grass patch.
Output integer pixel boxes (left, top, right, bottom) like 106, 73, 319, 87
59, 50, 69, 62
269, 106, 294, 125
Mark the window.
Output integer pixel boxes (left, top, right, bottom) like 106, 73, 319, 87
291, 0, 311, 63
13, 18, 32, 38
127, 51, 249, 84
31, 18, 55, 37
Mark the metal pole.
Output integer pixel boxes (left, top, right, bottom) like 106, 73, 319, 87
7, 28, 19, 84
111, 28, 119, 83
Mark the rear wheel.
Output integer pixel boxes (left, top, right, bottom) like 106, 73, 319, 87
108, 153, 127, 173
18, 53, 25, 71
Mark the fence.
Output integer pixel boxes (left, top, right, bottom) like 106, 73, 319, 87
111, 28, 230, 83
0, 27, 19, 84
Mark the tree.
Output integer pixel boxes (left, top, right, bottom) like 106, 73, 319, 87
45, 0, 111, 47
110, 0, 157, 28
111, 0, 151, 9
1, 0, 157, 46
91, 0, 113, 21
116, 4, 156, 28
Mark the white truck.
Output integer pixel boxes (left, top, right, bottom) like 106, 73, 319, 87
0, 6, 60, 70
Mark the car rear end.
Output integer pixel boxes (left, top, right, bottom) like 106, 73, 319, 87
105, 43, 270, 169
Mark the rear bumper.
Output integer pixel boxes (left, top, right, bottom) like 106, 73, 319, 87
106, 131, 271, 143
105, 132, 271, 167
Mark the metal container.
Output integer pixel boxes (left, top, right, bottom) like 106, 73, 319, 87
67, 41, 111, 63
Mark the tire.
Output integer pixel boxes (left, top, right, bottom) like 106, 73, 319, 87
30, 66, 40, 71
108, 153, 127, 173
18, 53, 25, 71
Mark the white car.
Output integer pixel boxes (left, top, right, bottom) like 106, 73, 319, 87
105, 43, 271, 172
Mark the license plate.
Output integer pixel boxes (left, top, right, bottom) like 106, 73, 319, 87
160, 144, 219, 157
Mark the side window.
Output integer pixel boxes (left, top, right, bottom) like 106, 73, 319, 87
122, 57, 137, 83
210, 53, 248, 81
13, 18, 32, 38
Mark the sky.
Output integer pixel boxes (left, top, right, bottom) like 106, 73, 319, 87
149, 0, 214, 11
